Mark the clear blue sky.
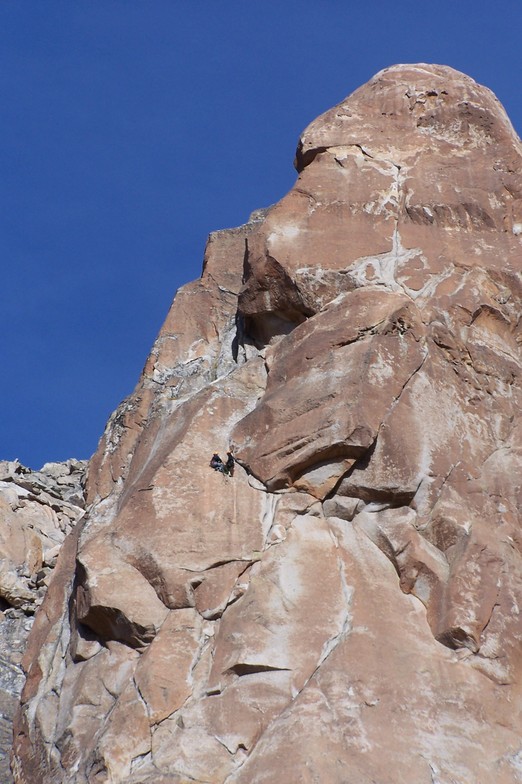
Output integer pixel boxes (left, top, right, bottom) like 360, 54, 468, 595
2, 1, 521, 469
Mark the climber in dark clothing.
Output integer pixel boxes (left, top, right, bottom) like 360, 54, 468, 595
210, 451, 235, 476
210, 453, 226, 473
224, 451, 235, 476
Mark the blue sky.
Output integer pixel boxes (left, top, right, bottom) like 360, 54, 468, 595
2, 1, 521, 469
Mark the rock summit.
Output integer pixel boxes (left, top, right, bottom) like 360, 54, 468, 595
10, 64, 522, 783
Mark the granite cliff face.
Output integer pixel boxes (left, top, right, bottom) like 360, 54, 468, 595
12, 64, 522, 783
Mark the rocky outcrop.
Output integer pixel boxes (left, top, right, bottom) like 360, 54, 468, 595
11, 64, 522, 783
0, 460, 86, 783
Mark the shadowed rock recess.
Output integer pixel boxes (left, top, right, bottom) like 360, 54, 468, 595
11, 64, 522, 783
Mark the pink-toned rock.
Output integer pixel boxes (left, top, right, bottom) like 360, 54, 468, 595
86, 223, 257, 506
94, 678, 151, 782
232, 288, 426, 494
193, 560, 248, 618
12, 64, 522, 784
76, 545, 169, 648
227, 522, 522, 784
133, 609, 202, 724
207, 514, 349, 694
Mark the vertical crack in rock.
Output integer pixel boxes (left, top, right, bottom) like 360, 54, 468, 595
221, 528, 353, 779
297, 552, 353, 684
260, 492, 279, 548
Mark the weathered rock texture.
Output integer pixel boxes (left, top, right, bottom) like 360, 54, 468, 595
12, 64, 522, 783
0, 460, 86, 783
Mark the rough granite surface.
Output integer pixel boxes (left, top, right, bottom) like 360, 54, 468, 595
0, 460, 86, 783
10, 64, 522, 783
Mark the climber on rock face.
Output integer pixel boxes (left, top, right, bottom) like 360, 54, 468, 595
210, 453, 226, 473
209, 451, 235, 476
225, 451, 235, 476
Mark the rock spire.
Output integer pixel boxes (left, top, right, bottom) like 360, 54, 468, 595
11, 64, 522, 783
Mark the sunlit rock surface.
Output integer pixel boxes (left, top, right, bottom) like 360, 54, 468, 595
0, 460, 86, 783
12, 64, 522, 783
